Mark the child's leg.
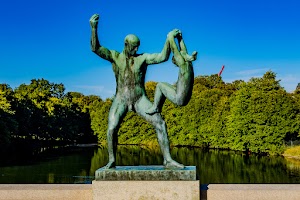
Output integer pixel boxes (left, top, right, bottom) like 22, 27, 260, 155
146, 82, 176, 114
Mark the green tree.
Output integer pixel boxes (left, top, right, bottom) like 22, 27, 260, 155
226, 71, 300, 154
13, 79, 62, 140
62, 92, 99, 143
90, 98, 111, 143
0, 84, 18, 146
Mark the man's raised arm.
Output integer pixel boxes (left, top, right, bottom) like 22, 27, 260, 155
90, 14, 113, 62
145, 37, 171, 65
145, 29, 183, 65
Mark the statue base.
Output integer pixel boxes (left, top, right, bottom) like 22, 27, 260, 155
92, 165, 199, 200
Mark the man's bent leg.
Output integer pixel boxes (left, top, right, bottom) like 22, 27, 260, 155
136, 96, 184, 169
105, 99, 127, 169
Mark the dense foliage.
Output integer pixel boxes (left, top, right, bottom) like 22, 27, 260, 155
89, 71, 300, 155
0, 79, 98, 148
1, 71, 299, 154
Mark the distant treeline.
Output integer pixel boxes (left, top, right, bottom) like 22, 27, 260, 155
0, 79, 98, 149
1, 71, 300, 154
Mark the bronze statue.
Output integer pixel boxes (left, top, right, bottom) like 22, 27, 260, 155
90, 13, 196, 169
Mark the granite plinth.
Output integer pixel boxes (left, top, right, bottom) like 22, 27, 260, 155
93, 166, 199, 199
92, 181, 199, 200
95, 165, 197, 181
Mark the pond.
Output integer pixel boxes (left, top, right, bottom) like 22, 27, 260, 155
1, 145, 300, 184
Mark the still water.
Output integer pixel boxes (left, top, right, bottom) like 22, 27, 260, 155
1, 145, 300, 184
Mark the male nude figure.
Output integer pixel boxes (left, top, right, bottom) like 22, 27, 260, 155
90, 14, 184, 169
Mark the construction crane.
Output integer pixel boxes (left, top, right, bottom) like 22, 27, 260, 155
218, 65, 225, 77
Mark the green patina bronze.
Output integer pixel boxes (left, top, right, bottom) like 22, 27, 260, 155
90, 13, 197, 169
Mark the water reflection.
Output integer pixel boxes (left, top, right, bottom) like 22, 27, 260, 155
0, 146, 95, 184
1, 145, 300, 184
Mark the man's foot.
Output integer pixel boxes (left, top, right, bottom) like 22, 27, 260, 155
191, 51, 198, 60
181, 51, 198, 62
164, 159, 185, 169
103, 161, 116, 169
145, 106, 160, 115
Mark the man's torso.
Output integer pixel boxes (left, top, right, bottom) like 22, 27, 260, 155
112, 52, 148, 104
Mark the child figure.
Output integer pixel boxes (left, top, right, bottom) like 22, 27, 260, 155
146, 30, 197, 115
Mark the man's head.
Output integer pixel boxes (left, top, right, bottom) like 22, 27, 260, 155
124, 34, 140, 56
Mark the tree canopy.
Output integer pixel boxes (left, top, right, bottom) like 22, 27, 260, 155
1, 72, 299, 155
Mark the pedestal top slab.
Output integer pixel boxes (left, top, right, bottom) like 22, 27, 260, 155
95, 165, 197, 181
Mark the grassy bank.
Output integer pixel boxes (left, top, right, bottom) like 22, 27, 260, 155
283, 146, 300, 159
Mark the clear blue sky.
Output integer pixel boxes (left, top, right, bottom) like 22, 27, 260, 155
1, 0, 299, 99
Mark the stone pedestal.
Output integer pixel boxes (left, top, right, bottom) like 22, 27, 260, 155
92, 165, 199, 200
